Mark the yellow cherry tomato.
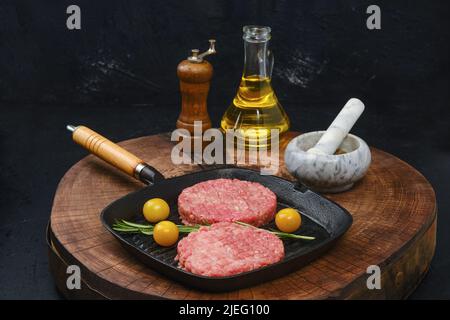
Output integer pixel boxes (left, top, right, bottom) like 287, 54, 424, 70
275, 208, 302, 233
143, 198, 170, 223
153, 221, 179, 247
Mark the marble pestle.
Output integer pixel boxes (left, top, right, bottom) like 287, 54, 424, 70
307, 98, 365, 155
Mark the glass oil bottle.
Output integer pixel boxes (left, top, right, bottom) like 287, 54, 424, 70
220, 26, 290, 148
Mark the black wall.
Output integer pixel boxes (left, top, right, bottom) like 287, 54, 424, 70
0, 0, 449, 298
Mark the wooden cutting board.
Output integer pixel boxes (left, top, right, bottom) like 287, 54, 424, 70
48, 132, 436, 299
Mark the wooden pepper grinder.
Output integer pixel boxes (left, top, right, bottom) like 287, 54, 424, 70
176, 39, 216, 137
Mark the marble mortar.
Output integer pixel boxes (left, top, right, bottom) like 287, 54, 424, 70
285, 131, 371, 193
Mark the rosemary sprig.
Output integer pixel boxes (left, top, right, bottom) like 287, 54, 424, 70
112, 220, 201, 235
269, 230, 315, 240
112, 219, 315, 240
235, 221, 315, 240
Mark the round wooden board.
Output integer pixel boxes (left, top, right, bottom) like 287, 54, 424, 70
49, 132, 436, 299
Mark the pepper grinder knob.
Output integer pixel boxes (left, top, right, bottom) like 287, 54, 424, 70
188, 40, 216, 63
176, 40, 216, 135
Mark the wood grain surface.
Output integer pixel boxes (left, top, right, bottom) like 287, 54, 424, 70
49, 132, 437, 299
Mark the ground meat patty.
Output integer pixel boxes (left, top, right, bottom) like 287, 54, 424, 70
178, 178, 277, 227
176, 222, 284, 277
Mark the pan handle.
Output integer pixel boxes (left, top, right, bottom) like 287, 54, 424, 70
67, 125, 164, 185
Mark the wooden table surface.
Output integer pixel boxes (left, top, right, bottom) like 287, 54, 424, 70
48, 132, 437, 299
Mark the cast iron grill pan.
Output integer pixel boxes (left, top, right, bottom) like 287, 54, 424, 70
101, 167, 353, 292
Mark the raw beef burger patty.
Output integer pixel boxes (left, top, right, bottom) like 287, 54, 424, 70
178, 178, 277, 226
176, 222, 284, 277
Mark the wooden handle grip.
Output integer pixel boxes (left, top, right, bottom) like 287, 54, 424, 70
72, 126, 144, 177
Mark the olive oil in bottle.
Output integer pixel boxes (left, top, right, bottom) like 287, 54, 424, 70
220, 26, 290, 148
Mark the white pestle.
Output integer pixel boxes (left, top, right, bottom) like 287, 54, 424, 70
307, 98, 365, 155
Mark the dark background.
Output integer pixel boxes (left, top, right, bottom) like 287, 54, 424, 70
0, 0, 448, 299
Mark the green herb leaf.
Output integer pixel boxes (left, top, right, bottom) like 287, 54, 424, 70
112, 220, 315, 240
